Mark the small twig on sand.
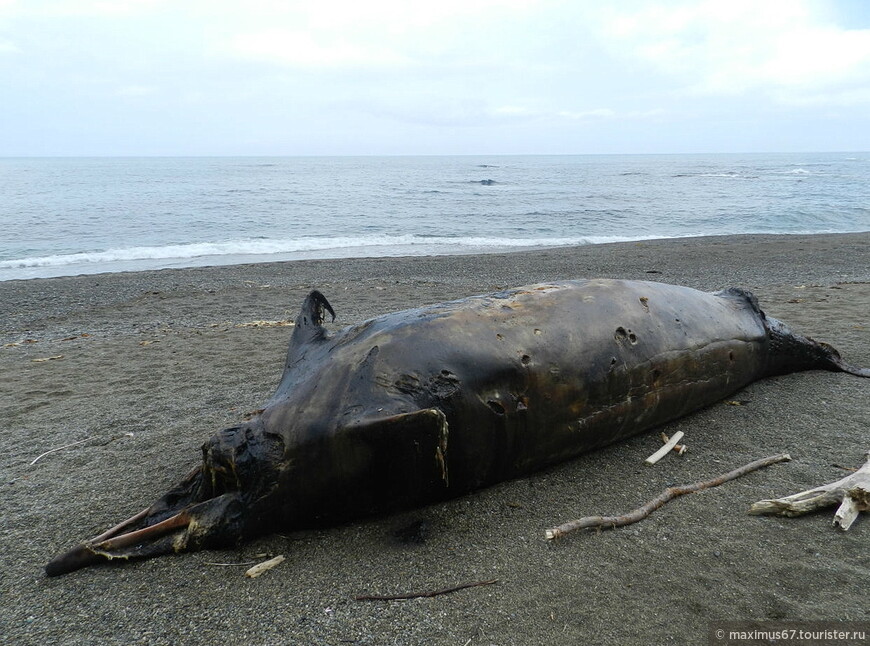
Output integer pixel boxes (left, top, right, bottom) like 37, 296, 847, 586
29, 433, 133, 466
356, 579, 498, 601
645, 431, 684, 465
660, 432, 687, 455
546, 453, 792, 540
204, 561, 259, 567
236, 320, 294, 328
245, 555, 285, 578
94, 432, 135, 446
29, 438, 90, 465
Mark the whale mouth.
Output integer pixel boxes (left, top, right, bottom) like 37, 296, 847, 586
45, 420, 283, 577
44, 467, 246, 577
45, 506, 192, 576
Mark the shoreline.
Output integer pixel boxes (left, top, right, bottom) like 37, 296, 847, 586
3, 232, 869, 344
3, 230, 868, 283
2, 232, 868, 645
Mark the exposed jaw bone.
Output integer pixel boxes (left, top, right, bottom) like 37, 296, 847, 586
45, 509, 193, 577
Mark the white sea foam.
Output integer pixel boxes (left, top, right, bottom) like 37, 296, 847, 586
0, 234, 664, 280
0, 236, 589, 270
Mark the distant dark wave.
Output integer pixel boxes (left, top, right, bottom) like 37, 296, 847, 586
2, 153, 867, 280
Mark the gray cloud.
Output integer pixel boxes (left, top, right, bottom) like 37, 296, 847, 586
0, 0, 868, 155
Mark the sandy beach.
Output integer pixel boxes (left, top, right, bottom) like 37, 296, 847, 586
2, 233, 868, 645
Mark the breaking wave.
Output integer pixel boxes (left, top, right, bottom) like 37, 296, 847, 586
0, 234, 661, 278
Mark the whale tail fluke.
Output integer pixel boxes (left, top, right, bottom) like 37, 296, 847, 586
825, 350, 870, 377
718, 287, 868, 378
764, 316, 869, 378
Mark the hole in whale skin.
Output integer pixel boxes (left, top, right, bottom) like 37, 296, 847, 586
488, 400, 506, 415
432, 369, 460, 399
615, 327, 638, 345
521, 354, 531, 365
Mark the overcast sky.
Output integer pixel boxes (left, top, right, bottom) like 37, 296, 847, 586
1, 0, 869, 156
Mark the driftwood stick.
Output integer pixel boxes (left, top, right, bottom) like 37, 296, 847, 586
244, 555, 285, 578
660, 432, 687, 455
750, 451, 870, 530
29, 438, 90, 466
204, 560, 259, 567
546, 453, 791, 540
29, 433, 133, 467
645, 431, 684, 465
355, 579, 498, 601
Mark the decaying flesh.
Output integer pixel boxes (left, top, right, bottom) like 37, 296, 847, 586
45, 279, 869, 576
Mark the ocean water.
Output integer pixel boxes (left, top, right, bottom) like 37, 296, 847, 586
1, 153, 868, 281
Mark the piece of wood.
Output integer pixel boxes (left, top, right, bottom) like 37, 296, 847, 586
834, 495, 861, 530
546, 453, 791, 540
645, 431, 684, 465
244, 555, 285, 578
30, 438, 90, 466
30, 433, 134, 467
661, 432, 687, 455
355, 579, 498, 601
204, 561, 259, 567
236, 320, 294, 328
749, 451, 870, 530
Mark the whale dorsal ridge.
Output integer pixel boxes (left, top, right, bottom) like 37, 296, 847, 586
279, 290, 337, 377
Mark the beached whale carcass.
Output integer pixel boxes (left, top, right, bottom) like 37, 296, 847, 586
45, 279, 869, 576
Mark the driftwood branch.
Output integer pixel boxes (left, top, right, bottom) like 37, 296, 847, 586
749, 451, 870, 530
546, 453, 791, 540
355, 579, 498, 601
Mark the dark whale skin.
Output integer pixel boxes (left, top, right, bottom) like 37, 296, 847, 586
44, 279, 869, 576
267, 279, 768, 523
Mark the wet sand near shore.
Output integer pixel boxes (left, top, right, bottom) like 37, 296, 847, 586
1, 233, 868, 645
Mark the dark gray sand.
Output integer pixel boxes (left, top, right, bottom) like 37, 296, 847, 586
2, 233, 868, 645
